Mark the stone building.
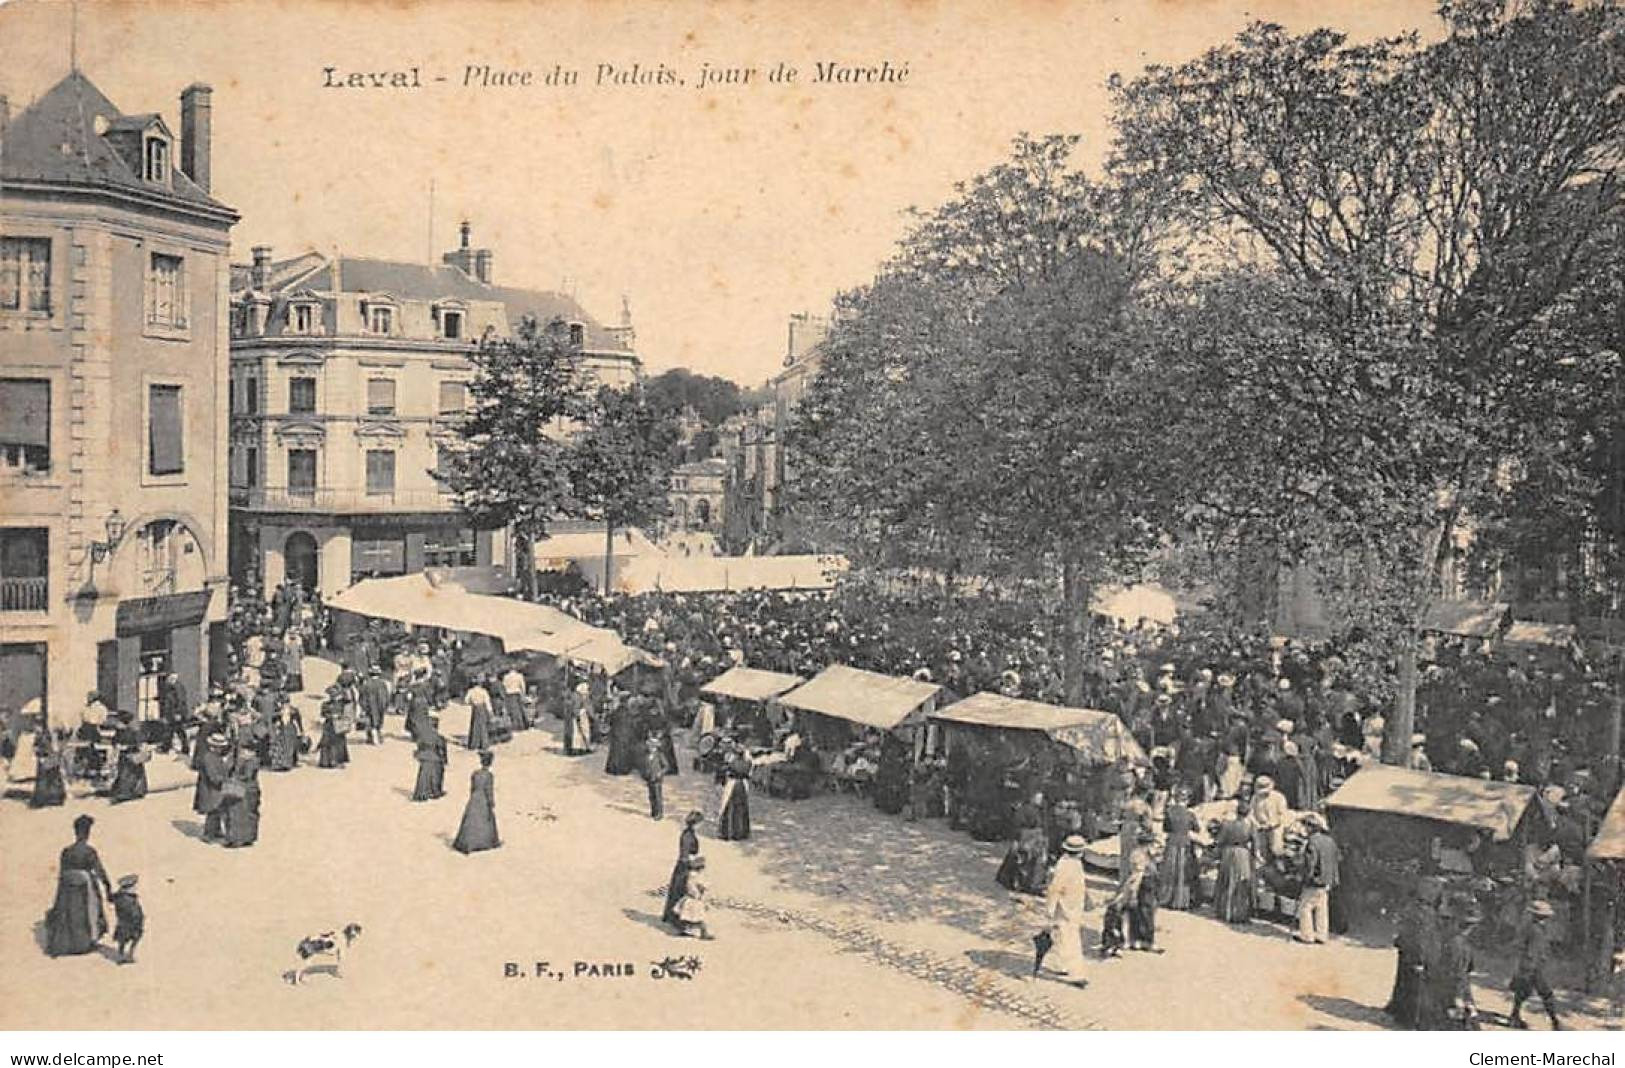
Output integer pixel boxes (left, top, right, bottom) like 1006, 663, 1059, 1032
227, 223, 639, 597
1, 71, 238, 726
668, 457, 727, 533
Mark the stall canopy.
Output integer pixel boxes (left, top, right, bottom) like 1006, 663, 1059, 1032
931, 692, 1146, 765
329, 574, 578, 642
1586, 788, 1625, 863
1325, 765, 1536, 841
1092, 584, 1178, 626
700, 666, 805, 703
1502, 620, 1577, 648
776, 664, 941, 731
329, 573, 657, 672
611, 554, 849, 595
1421, 600, 1510, 638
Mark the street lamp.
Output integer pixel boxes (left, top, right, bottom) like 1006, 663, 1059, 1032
89, 509, 127, 563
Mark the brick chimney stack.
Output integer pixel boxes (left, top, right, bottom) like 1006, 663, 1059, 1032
179, 84, 213, 193
441, 219, 478, 276
474, 248, 493, 284
250, 246, 273, 290
0, 95, 9, 150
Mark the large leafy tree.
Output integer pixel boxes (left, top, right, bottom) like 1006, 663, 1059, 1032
789, 135, 1179, 703
566, 384, 681, 594
1112, 0, 1625, 760
436, 317, 589, 599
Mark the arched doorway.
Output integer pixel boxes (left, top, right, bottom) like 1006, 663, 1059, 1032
285, 531, 319, 592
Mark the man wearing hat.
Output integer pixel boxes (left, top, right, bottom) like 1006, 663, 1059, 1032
1250, 775, 1290, 859
1510, 900, 1564, 1030
1424, 899, 1481, 1030
358, 665, 391, 746
1295, 812, 1340, 945
194, 732, 231, 841
1039, 835, 1090, 985
1408, 734, 1433, 772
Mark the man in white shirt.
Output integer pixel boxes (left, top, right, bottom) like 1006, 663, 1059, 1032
500, 665, 529, 730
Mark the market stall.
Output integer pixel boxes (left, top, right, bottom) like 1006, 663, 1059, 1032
699, 665, 804, 745
1325, 765, 1538, 932
774, 665, 943, 812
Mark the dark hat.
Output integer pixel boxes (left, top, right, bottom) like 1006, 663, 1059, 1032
73, 814, 95, 835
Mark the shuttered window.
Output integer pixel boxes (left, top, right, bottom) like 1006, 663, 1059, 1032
437, 380, 466, 414
148, 385, 183, 476
366, 377, 396, 416
365, 450, 395, 495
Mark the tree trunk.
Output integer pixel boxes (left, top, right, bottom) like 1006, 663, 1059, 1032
514, 525, 536, 600
1062, 554, 1089, 708
603, 522, 616, 596
1383, 632, 1419, 766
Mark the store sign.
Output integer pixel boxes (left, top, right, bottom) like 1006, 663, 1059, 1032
116, 590, 212, 636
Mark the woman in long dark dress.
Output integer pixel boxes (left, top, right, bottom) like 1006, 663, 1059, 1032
107, 732, 149, 804
1158, 788, 1199, 909
30, 730, 66, 809
453, 750, 500, 853
412, 717, 448, 801
267, 708, 298, 772
317, 700, 349, 769
1211, 814, 1255, 924
224, 749, 261, 847
662, 811, 705, 924
604, 697, 639, 775
1385, 878, 1444, 1028
716, 750, 752, 841
44, 814, 112, 956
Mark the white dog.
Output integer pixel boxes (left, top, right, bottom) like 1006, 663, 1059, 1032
282, 923, 362, 984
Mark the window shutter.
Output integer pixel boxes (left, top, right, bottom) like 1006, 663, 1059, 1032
148, 385, 183, 475
366, 378, 396, 414
0, 379, 50, 447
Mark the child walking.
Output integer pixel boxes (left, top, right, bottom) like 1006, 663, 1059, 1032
110, 874, 144, 964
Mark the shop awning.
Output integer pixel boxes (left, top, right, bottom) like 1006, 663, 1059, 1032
776, 664, 941, 731
700, 666, 805, 703
1421, 600, 1509, 638
330, 574, 582, 647
1587, 789, 1625, 862
931, 692, 1146, 765
611, 554, 849, 594
1325, 765, 1535, 840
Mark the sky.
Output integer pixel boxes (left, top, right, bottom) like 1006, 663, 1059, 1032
0, 0, 1441, 384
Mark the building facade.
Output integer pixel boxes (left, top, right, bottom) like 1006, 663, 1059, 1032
668, 457, 727, 533
1, 72, 238, 726
227, 223, 639, 597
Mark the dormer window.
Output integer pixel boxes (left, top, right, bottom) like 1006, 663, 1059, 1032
442, 310, 463, 340
359, 295, 398, 336
144, 136, 169, 183
568, 321, 585, 347
288, 300, 322, 335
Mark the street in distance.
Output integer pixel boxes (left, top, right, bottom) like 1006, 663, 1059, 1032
320, 60, 911, 90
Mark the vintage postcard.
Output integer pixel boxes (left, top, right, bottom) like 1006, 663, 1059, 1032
0, 0, 1622, 1035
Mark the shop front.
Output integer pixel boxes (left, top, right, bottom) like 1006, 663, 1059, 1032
101, 589, 212, 720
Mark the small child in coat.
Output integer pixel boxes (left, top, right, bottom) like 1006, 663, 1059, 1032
111, 874, 144, 964
674, 856, 714, 940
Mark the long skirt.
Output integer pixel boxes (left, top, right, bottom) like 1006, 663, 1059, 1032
225, 788, 261, 846
318, 730, 349, 769
604, 727, 638, 776
1158, 840, 1197, 909
1212, 845, 1254, 924
44, 870, 106, 956
1130, 889, 1158, 946
1046, 916, 1087, 979
717, 779, 751, 841
268, 728, 298, 771
1385, 951, 1424, 1028
506, 693, 530, 731
412, 759, 445, 801
467, 706, 491, 751
30, 765, 66, 808
662, 859, 692, 924
108, 758, 148, 803
453, 796, 500, 853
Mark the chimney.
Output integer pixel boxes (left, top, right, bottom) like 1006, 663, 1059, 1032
441, 219, 477, 275
474, 248, 493, 284
250, 245, 273, 290
179, 83, 212, 193
0, 95, 9, 149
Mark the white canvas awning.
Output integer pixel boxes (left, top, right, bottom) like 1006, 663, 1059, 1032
1502, 620, 1577, 647
1421, 600, 1510, 638
701, 666, 805, 703
932, 692, 1146, 765
776, 664, 940, 731
331, 574, 586, 649
1325, 765, 1535, 841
